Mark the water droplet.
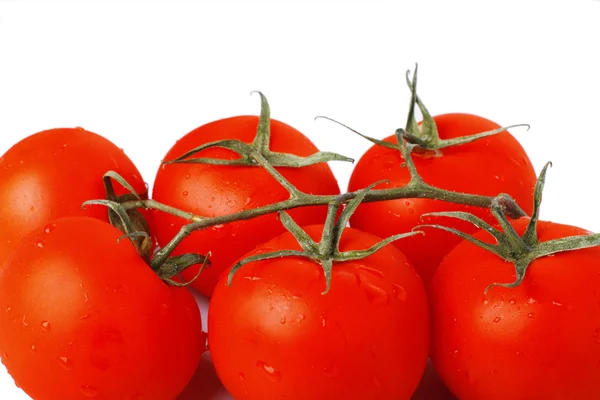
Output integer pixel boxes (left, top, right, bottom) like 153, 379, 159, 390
371, 375, 382, 388
62, 143, 68, 148
320, 316, 327, 328
22, 315, 29, 327
392, 284, 407, 301
280, 316, 286, 324
296, 313, 306, 323
41, 321, 51, 331
408, 209, 414, 214
594, 329, 600, 343
74, 127, 85, 131
80, 385, 99, 397
359, 279, 389, 306
483, 299, 489, 305
356, 265, 385, 278
80, 313, 90, 320
182, 191, 189, 197
256, 361, 282, 382
244, 197, 252, 207
35, 241, 44, 248
59, 356, 73, 370
115, 284, 130, 294
185, 173, 191, 179
527, 313, 534, 319
527, 297, 537, 304
508, 298, 517, 305
323, 365, 338, 377
84, 293, 89, 303
44, 223, 57, 234
6, 306, 11, 313
404, 201, 411, 207
493, 316, 502, 323
239, 372, 245, 381
552, 301, 564, 307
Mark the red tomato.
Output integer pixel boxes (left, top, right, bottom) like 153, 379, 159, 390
430, 218, 600, 400
208, 225, 429, 400
348, 114, 536, 286
0, 217, 204, 400
0, 128, 146, 269
150, 116, 340, 296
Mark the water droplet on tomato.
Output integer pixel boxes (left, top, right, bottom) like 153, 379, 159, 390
493, 316, 502, 323
527, 313, 535, 319
256, 361, 282, 382
239, 372, 245, 381
359, 279, 389, 306
114, 284, 130, 294
30, 345, 36, 352
323, 365, 338, 378
80, 385, 99, 397
59, 356, 73, 371
508, 298, 517, 305
185, 173, 191, 179
74, 127, 85, 131
356, 265, 385, 278
35, 241, 44, 248
527, 297, 537, 304
280, 316, 286, 325
80, 313, 90, 320
22, 315, 29, 327
594, 329, 600, 343
182, 191, 189, 197
244, 197, 252, 207
84, 293, 89, 303
44, 223, 57, 234
552, 300, 564, 307
392, 284, 407, 302
296, 313, 306, 323
320, 316, 327, 328
6, 306, 11, 313
41, 321, 51, 331
371, 375, 382, 388
404, 201, 411, 207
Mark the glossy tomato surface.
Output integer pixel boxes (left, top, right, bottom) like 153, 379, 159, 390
0, 217, 203, 400
0, 128, 146, 269
430, 218, 600, 400
208, 225, 429, 400
151, 116, 340, 296
348, 113, 536, 286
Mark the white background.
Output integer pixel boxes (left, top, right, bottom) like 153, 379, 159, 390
1, 0, 599, 399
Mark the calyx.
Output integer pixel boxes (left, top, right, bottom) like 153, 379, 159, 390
416, 162, 600, 292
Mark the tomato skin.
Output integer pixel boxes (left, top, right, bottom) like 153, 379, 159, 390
150, 116, 340, 297
0, 217, 203, 400
0, 128, 146, 269
348, 113, 536, 287
208, 225, 429, 400
430, 218, 600, 400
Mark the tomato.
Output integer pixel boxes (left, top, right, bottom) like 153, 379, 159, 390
0, 128, 146, 269
208, 225, 429, 400
0, 217, 204, 400
150, 116, 340, 296
348, 113, 536, 286
430, 218, 600, 400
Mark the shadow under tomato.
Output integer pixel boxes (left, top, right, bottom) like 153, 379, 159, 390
177, 352, 229, 400
411, 359, 456, 400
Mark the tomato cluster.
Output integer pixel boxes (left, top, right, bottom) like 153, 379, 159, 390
1, 73, 599, 400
